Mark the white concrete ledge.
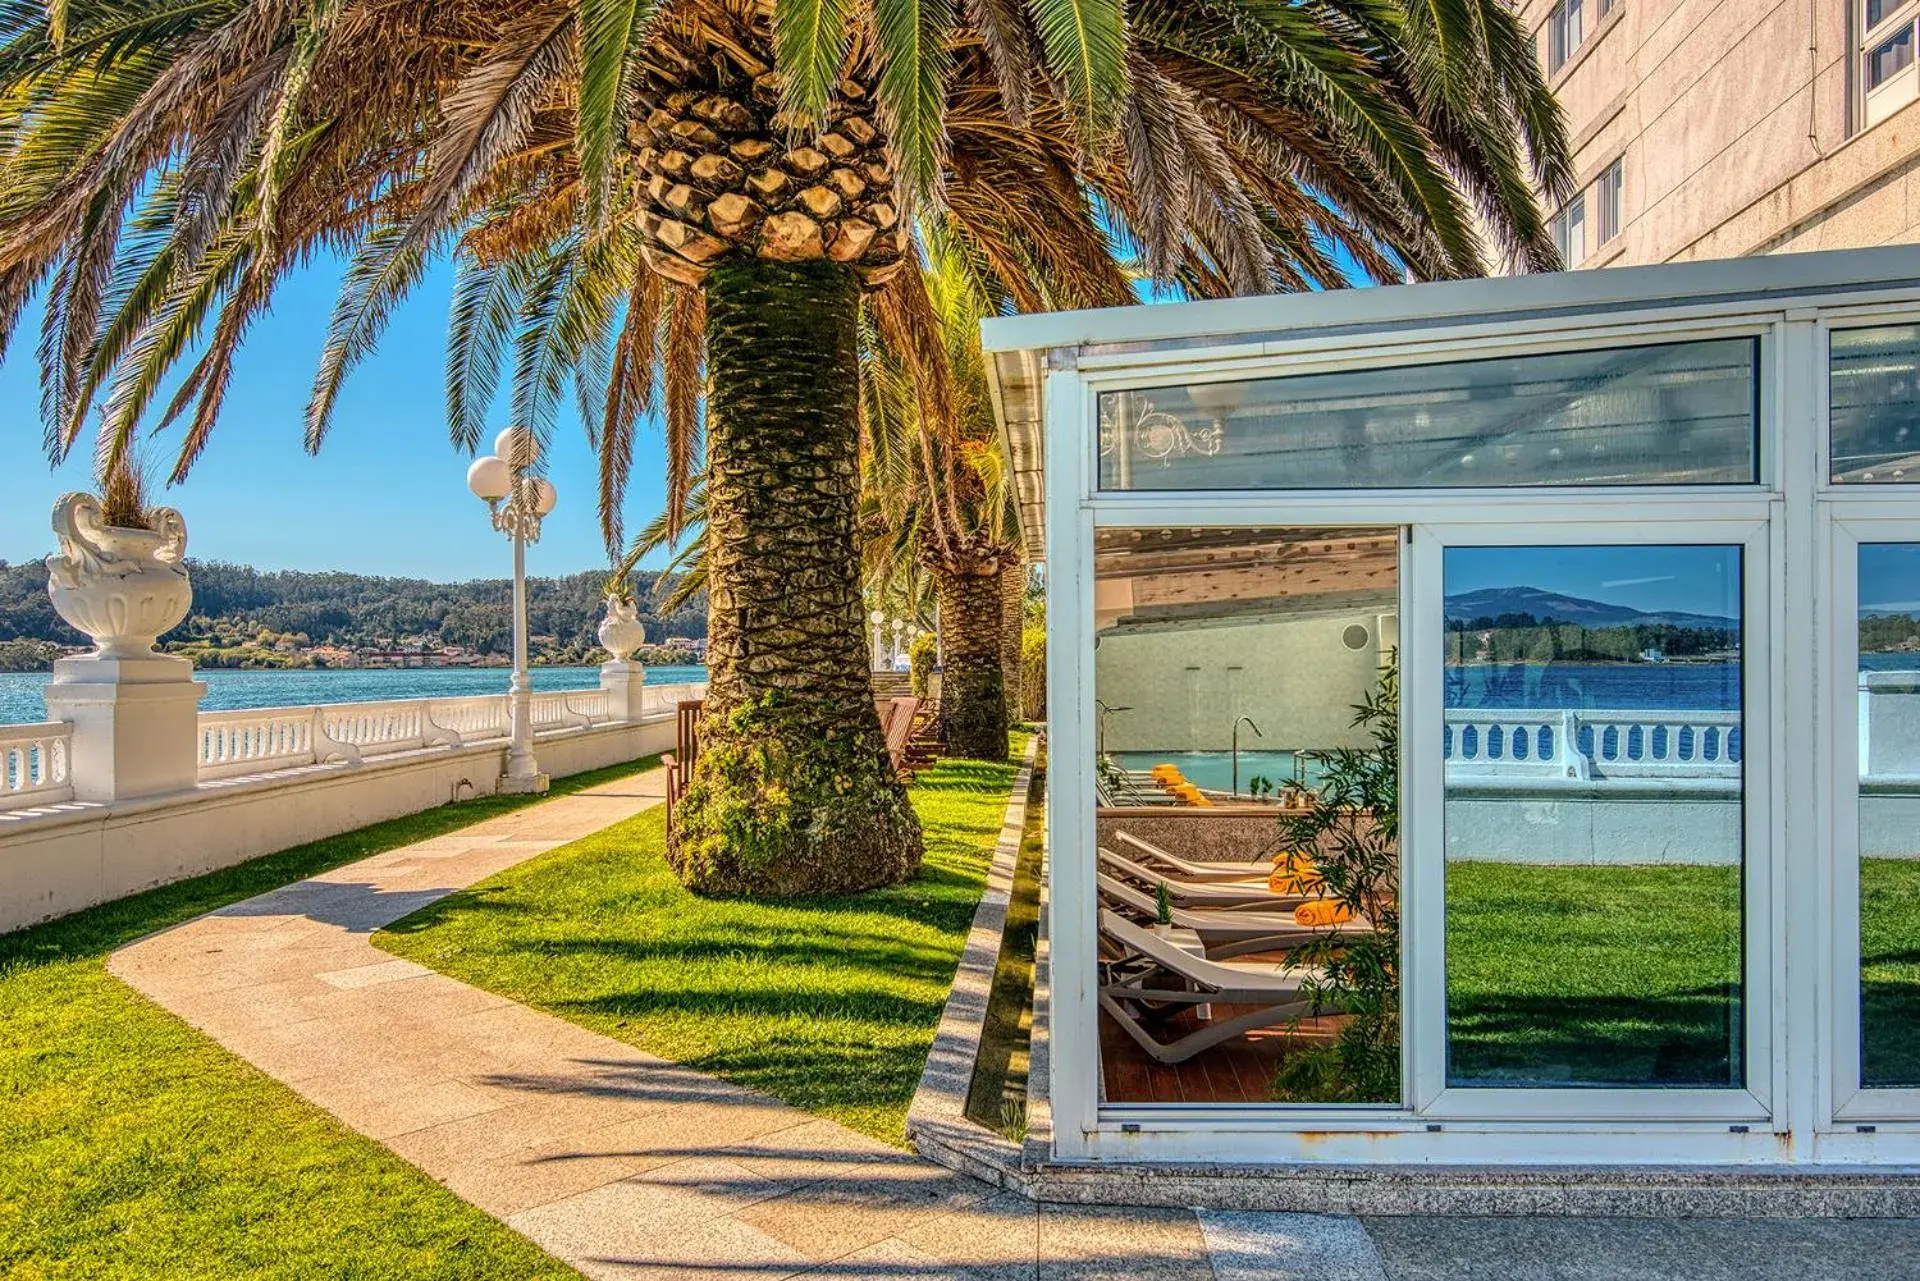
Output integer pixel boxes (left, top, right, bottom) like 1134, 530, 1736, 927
0, 715, 674, 934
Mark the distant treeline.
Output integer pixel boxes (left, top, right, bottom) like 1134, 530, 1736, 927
0, 558, 705, 668
1862, 612, 1920, 653
1448, 613, 1738, 664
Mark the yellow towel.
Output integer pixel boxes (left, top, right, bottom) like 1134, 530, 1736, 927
1267, 852, 1322, 896
1294, 899, 1356, 928
1150, 764, 1182, 780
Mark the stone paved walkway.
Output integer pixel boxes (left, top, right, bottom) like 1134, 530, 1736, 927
107, 767, 1229, 1279
106, 766, 1920, 1281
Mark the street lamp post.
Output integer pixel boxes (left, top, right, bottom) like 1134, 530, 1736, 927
466, 427, 558, 795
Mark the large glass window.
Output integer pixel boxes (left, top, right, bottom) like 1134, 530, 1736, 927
1442, 544, 1745, 1088
1858, 543, 1920, 1088
1096, 338, 1760, 492
1092, 527, 1400, 1105
1831, 324, 1920, 483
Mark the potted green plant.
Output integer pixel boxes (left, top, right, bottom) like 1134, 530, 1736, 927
1154, 881, 1174, 938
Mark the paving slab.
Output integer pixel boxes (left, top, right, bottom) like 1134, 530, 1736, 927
1202, 1211, 1388, 1281
1362, 1215, 1920, 1281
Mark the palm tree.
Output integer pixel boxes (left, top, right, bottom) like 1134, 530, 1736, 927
0, 0, 1569, 895
858, 228, 1020, 760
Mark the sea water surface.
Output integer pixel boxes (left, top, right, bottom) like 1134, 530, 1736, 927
0, 664, 709, 725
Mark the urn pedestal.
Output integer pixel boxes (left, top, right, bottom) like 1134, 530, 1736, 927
42, 492, 204, 802
44, 656, 205, 802
598, 597, 648, 723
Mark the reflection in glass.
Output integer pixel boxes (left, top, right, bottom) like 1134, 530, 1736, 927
1832, 325, 1920, 483
1443, 545, 1744, 1088
1093, 527, 1400, 1105
1096, 338, 1759, 491
1859, 544, 1920, 1087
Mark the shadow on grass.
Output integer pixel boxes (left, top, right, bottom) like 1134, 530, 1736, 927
375, 743, 1030, 1143
0, 755, 662, 975
1449, 988, 1743, 1086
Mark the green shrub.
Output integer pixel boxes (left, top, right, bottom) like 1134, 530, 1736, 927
1019, 623, 1045, 719
1271, 658, 1400, 1104
909, 631, 937, 698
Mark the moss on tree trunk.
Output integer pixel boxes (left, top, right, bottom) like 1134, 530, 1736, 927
998, 561, 1024, 727
668, 257, 923, 895
936, 564, 1009, 760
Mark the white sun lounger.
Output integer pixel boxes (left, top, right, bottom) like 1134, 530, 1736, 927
1096, 873, 1370, 960
1097, 910, 1335, 1065
1097, 845, 1300, 910
1113, 829, 1280, 881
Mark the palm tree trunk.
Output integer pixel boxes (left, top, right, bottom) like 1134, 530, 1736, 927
998, 560, 1024, 726
668, 257, 923, 896
934, 562, 1008, 760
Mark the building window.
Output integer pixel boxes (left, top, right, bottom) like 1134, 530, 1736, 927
1860, 0, 1920, 126
1548, 0, 1584, 71
1870, 24, 1915, 88
1596, 159, 1624, 245
1550, 192, 1587, 268
1547, 0, 1614, 73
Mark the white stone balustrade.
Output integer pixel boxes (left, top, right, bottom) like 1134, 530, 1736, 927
1444, 707, 1742, 782
190, 684, 705, 782
1, 722, 74, 806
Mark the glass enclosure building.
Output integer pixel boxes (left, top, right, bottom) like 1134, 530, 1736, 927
981, 246, 1920, 1167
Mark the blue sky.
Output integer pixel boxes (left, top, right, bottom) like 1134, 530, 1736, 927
1445, 545, 1743, 618
0, 258, 678, 581
0, 227, 1365, 582
1862, 544, 1920, 618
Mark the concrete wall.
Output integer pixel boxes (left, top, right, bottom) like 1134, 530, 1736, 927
1516, 0, 1920, 266
0, 716, 673, 934
1095, 611, 1392, 753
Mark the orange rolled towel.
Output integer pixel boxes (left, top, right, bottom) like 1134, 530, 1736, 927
1294, 899, 1356, 927
1267, 852, 1323, 896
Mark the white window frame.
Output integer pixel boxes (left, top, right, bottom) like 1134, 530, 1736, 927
1548, 0, 1585, 73
1858, 0, 1920, 128
1040, 288, 1920, 1167
1405, 518, 1776, 1125
1596, 158, 1624, 247
1826, 515, 1920, 1123
1551, 192, 1588, 269
1819, 309, 1920, 1132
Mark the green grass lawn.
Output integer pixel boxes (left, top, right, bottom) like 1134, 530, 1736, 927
1447, 858, 1920, 1090
0, 763, 655, 1281
1444, 861, 1745, 1088
1862, 856, 1920, 1087
377, 736, 1030, 1147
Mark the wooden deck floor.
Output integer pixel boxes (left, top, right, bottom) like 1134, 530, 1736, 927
1099, 1005, 1346, 1104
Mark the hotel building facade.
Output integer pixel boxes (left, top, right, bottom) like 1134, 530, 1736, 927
1517, 0, 1920, 268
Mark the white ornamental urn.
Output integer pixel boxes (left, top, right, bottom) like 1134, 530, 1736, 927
45, 491, 193, 659
597, 595, 647, 662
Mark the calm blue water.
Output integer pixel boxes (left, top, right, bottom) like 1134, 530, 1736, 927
1111, 749, 1326, 793
1449, 656, 1920, 713
0, 664, 708, 725
1447, 661, 1743, 712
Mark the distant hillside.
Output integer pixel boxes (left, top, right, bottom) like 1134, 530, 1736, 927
0, 558, 704, 667
1445, 585, 1736, 631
